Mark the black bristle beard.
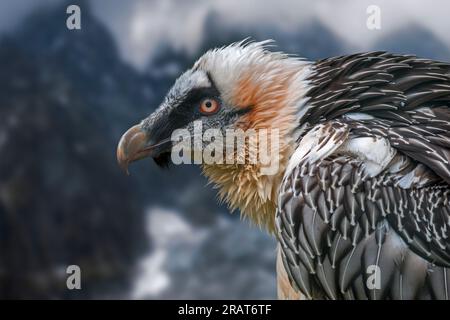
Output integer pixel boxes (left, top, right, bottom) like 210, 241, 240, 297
153, 152, 171, 168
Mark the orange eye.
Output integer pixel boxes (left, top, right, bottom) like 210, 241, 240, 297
199, 98, 220, 115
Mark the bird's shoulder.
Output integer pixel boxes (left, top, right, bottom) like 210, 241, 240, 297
301, 51, 450, 125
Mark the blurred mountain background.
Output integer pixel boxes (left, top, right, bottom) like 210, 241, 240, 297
0, 0, 449, 299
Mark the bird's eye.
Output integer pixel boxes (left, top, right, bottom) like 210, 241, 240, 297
199, 98, 220, 115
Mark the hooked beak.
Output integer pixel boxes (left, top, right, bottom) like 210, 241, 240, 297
116, 124, 151, 175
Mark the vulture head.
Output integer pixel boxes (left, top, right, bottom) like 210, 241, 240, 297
117, 41, 311, 231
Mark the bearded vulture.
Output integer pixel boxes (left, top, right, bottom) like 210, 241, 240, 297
117, 40, 450, 300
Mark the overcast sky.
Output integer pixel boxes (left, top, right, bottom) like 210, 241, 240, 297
1, 0, 449, 69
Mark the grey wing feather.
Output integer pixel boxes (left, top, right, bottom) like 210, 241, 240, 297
277, 52, 450, 300
277, 157, 450, 299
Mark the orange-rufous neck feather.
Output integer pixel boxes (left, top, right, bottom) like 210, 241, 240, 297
201, 54, 312, 232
